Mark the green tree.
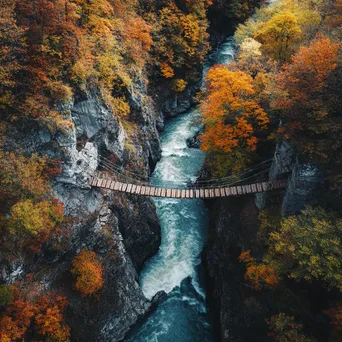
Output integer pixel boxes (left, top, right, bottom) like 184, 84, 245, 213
0, 285, 13, 306
265, 207, 342, 290
267, 313, 315, 342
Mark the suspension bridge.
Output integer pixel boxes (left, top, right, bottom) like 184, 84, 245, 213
89, 155, 288, 199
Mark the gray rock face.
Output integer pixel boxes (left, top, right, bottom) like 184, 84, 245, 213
268, 140, 324, 217
281, 160, 324, 217
3, 74, 165, 341
204, 196, 263, 342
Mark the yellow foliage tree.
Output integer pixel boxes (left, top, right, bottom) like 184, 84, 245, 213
254, 12, 302, 62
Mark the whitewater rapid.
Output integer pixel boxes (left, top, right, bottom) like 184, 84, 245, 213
126, 37, 236, 342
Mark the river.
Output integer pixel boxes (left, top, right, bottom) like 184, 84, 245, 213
125, 38, 236, 342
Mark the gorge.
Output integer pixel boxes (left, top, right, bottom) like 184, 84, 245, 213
0, 0, 341, 341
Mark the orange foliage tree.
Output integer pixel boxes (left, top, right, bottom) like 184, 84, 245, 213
272, 36, 341, 162
0, 290, 70, 342
239, 250, 279, 291
71, 250, 104, 296
200, 65, 269, 175
34, 294, 70, 342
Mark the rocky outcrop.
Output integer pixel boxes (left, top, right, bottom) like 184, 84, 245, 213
268, 140, 324, 217
2, 72, 166, 341
204, 196, 266, 342
205, 139, 326, 341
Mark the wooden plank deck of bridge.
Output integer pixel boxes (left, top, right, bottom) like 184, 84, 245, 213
89, 177, 288, 199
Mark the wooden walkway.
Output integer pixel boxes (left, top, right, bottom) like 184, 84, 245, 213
89, 177, 288, 199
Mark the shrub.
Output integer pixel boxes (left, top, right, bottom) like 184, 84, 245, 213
71, 250, 104, 296
0, 285, 13, 306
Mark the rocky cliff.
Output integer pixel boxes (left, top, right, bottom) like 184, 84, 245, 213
204, 141, 326, 341
2, 69, 200, 340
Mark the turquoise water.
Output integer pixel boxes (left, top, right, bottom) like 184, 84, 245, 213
126, 37, 236, 342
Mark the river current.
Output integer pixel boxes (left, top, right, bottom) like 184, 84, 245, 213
126, 38, 236, 342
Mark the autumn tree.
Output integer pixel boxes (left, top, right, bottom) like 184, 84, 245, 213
324, 301, 342, 341
239, 250, 279, 291
71, 250, 104, 296
267, 313, 315, 342
153, 1, 210, 80
0, 1, 25, 114
34, 294, 70, 342
272, 36, 341, 163
200, 65, 269, 175
254, 12, 302, 63
0, 149, 64, 252
231, 0, 260, 22
0, 298, 35, 341
265, 207, 342, 290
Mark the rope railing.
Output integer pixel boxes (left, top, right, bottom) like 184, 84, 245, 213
96, 154, 275, 190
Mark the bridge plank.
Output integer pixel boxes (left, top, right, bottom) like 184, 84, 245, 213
199, 189, 204, 198
256, 183, 261, 192
170, 189, 175, 198
179, 190, 184, 198
135, 185, 141, 194
219, 188, 225, 197
149, 187, 155, 196
189, 190, 194, 198
231, 186, 237, 195
106, 180, 112, 189
126, 184, 132, 193
109, 181, 115, 190
96, 179, 102, 187
224, 187, 230, 196
204, 189, 209, 198
252, 184, 257, 193
236, 186, 242, 195
261, 182, 268, 192
121, 183, 127, 192
166, 189, 171, 197
215, 189, 220, 197
145, 187, 151, 196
